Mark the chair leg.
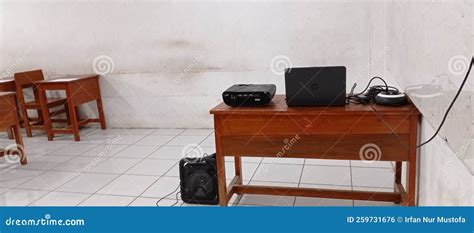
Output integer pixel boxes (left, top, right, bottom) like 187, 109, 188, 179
6, 128, 14, 140
12, 125, 26, 165
21, 107, 32, 137
36, 109, 44, 125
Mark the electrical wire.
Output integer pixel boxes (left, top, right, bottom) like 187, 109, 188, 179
416, 56, 473, 148
156, 183, 181, 207
353, 76, 389, 96
346, 76, 392, 104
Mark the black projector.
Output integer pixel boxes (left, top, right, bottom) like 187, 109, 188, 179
222, 84, 276, 107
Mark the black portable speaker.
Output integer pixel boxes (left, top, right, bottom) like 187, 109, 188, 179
179, 153, 219, 205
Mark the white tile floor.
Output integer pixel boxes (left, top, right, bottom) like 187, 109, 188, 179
0, 127, 398, 206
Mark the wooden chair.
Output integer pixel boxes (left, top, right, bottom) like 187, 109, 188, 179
0, 92, 26, 165
14, 70, 70, 137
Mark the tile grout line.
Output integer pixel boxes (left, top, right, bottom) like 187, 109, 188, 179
49, 129, 155, 206
236, 157, 264, 206
293, 159, 307, 206
2, 128, 396, 206
124, 130, 188, 207
75, 132, 182, 206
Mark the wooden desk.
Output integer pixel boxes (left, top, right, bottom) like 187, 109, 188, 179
0, 92, 26, 165
0, 78, 15, 92
36, 75, 107, 141
210, 95, 420, 206
0, 78, 20, 139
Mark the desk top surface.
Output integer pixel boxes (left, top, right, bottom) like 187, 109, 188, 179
0, 78, 14, 84
210, 95, 420, 116
35, 74, 99, 84
0, 91, 15, 97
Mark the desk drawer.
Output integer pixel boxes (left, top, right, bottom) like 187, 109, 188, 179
217, 114, 410, 136
220, 134, 410, 161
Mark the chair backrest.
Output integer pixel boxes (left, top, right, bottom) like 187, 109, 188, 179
14, 69, 45, 104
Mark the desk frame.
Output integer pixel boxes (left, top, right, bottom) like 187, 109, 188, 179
37, 75, 106, 141
0, 92, 26, 165
211, 95, 420, 206
0, 79, 21, 139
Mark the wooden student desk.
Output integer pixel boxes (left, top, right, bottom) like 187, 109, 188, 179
210, 95, 420, 206
0, 78, 21, 139
0, 78, 16, 92
0, 92, 26, 165
36, 75, 107, 141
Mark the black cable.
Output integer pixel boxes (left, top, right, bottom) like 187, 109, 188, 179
417, 56, 473, 148
156, 183, 181, 207
171, 191, 181, 207
353, 76, 389, 96
346, 76, 392, 104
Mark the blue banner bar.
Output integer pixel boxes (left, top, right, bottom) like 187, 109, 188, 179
0, 207, 471, 233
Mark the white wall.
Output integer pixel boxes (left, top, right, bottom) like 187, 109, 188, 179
1, 0, 378, 129
385, 0, 473, 171
384, 0, 473, 205
418, 118, 473, 205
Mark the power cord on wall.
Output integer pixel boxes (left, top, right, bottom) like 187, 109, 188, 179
346, 56, 473, 148
416, 56, 473, 148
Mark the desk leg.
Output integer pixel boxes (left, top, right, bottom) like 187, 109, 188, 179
404, 159, 416, 206
403, 115, 418, 206
66, 91, 80, 141
37, 86, 53, 141
12, 125, 26, 165
6, 128, 14, 140
234, 156, 243, 194
394, 161, 402, 204
215, 133, 228, 206
96, 99, 107, 130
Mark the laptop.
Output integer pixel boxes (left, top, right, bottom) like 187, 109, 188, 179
285, 66, 346, 107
